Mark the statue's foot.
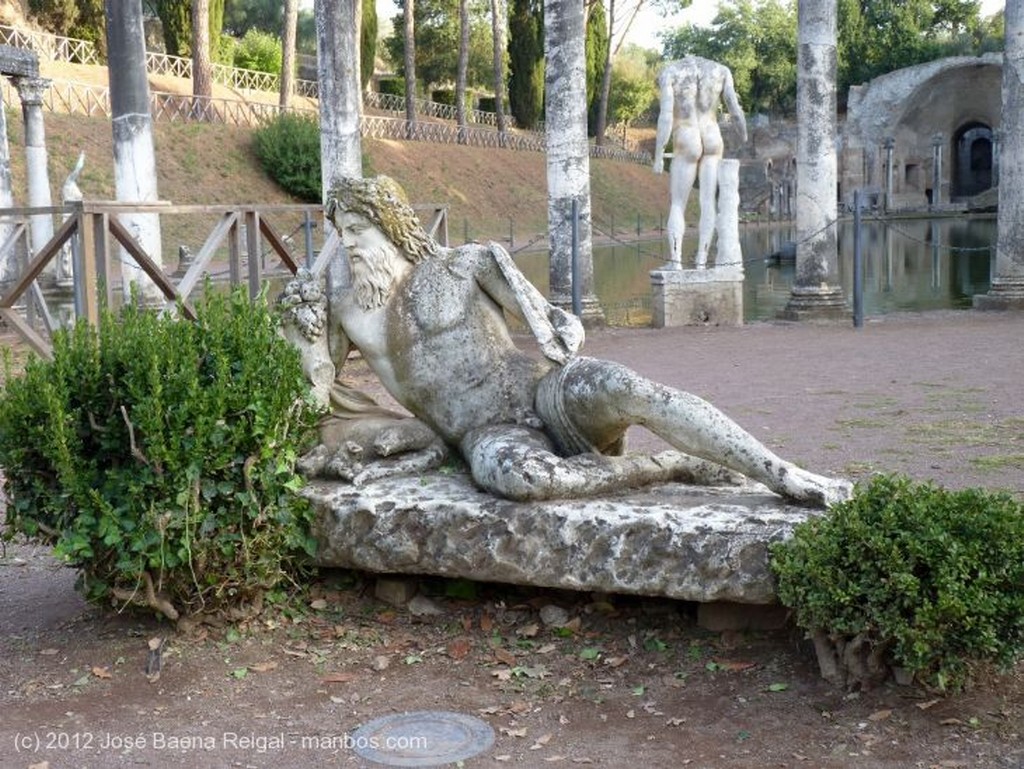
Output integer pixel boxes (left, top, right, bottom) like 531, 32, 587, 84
779, 465, 853, 507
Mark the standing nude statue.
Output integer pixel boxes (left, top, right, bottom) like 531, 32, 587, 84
283, 175, 850, 507
653, 56, 747, 269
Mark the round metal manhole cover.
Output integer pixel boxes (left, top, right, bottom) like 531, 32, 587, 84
349, 710, 495, 766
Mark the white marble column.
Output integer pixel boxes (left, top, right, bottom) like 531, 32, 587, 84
13, 76, 62, 284
715, 159, 742, 271
0, 83, 16, 285
544, 0, 603, 325
976, 0, 1024, 310
105, 0, 164, 302
780, 0, 847, 321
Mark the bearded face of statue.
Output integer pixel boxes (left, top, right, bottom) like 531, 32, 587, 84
337, 211, 405, 311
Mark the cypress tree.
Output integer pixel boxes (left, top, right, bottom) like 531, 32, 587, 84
508, 0, 544, 130
585, 0, 608, 136
362, 0, 378, 91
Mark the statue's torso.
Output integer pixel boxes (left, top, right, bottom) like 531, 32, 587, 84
340, 250, 549, 446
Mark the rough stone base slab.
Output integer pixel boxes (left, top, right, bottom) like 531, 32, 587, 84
650, 267, 744, 327
306, 470, 822, 605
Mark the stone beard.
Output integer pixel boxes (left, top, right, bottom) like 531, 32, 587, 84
353, 241, 400, 310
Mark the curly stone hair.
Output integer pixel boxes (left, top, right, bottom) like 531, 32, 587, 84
326, 175, 441, 263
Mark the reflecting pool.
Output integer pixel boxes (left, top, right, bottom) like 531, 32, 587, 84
511, 216, 997, 325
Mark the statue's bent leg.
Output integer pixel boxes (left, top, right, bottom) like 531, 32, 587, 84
560, 359, 852, 506
460, 424, 740, 502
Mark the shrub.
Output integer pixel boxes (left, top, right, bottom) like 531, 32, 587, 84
233, 28, 282, 75
253, 113, 322, 203
0, 287, 322, 620
431, 89, 456, 107
477, 96, 496, 114
771, 474, 1024, 692
378, 77, 404, 98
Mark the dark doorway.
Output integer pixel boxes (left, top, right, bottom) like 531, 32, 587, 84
953, 123, 994, 199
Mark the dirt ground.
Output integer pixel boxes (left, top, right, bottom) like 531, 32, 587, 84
1, 309, 1023, 769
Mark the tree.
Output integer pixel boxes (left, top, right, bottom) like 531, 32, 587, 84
385, 0, 495, 93
361, 0, 378, 91
153, 0, 192, 56
192, 0, 213, 104
585, 0, 609, 136
147, 0, 224, 59
508, 0, 544, 129
280, 0, 298, 109
490, 0, 508, 136
404, 0, 417, 131
456, 0, 470, 140
222, 0, 282, 35
607, 43, 658, 125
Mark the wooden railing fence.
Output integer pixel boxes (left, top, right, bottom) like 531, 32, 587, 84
0, 200, 449, 359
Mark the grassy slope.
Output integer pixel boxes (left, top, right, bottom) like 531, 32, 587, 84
4, 61, 672, 248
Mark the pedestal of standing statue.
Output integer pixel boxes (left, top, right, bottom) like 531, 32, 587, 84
651, 265, 744, 327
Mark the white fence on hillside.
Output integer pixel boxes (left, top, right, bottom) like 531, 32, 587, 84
0, 24, 652, 165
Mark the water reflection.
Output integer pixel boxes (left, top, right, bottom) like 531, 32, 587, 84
512, 216, 996, 324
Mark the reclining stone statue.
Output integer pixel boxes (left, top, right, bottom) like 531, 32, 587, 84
281, 175, 851, 507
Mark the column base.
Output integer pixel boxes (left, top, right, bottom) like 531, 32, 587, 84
778, 285, 849, 323
549, 293, 606, 328
974, 278, 1024, 311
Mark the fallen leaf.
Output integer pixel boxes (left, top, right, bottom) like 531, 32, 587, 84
478, 705, 501, 715
543, 756, 567, 762
446, 638, 472, 660
517, 622, 541, 638
91, 666, 112, 680
510, 701, 530, 714
538, 643, 558, 655
371, 655, 391, 672
480, 613, 494, 632
711, 659, 757, 672
531, 733, 553, 749
492, 669, 512, 681
249, 661, 278, 673
916, 699, 941, 710
500, 726, 528, 738
494, 649, 517, 666
579, 647, 601, 662
322, 671, 359, 684
494, 755, 511, 762
666, 717, 685, 727
604, 656, 629, 668
39, 648, 59, 656
868, 709, 892, 722
940, 718, 964, 726
562, 617, 583, 633
767, 682, 789, 692
570, 759, 594, 764
147, 637, 162, 651
310, 599, 328, 611
460, 615, 473, 632
229, 667, 248, 680
625, 709, 635, 719
28, 762, 50, 769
